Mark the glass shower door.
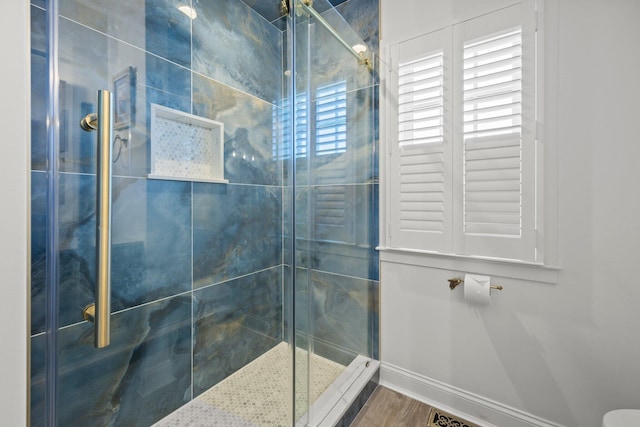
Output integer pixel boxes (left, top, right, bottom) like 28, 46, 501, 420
31, 1, 197, 425
31, 1, 290, 426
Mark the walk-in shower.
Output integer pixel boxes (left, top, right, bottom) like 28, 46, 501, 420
29, 0, 380, 425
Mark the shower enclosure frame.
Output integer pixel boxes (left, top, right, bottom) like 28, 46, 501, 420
32, 0, 379, 424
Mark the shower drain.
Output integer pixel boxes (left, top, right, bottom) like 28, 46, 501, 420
427, 407, 480, 427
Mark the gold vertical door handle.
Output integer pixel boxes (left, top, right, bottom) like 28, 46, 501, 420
81, 90, 113, 348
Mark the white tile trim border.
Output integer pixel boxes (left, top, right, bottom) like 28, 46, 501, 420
380, 362, 564, 427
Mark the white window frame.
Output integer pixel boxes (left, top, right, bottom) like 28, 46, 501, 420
379, 0, 560, 282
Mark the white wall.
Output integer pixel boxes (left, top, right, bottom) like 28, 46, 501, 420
0, 1, 30, 426
379, 1, 640, 426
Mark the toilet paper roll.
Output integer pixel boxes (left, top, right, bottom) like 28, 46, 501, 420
464, 274, 491, 305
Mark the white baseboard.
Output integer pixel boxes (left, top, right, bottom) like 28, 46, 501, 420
380, 363, 564, 427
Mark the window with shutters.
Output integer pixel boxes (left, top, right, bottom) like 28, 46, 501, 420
274, 80, 352, 243
386, 3, 540, 263
273, 91, 308, 160
274, 81, 347, 159
312, 81, 350, 242
315, 81, 347, 155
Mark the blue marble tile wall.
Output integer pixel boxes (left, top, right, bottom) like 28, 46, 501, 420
291, 0, 381, 365
30, 0, 284, 425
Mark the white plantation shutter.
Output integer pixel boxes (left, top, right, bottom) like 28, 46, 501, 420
387, 3, 538, 262
398, 143, 444, 232
398, 53, 445, 146
455, 4, 536, 261
315, 81, 347, 155
313, 81, 351, 242
463, 134, 521, 236
463, 29, 522, 237
295, 92, 309, 157
389, 29, 453, 252
314, 183, 352, 242
273, 92, 308, 160
399, 53, 445, 234
274, 82, 347, 160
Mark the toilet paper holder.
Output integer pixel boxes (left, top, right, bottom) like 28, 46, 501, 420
448, 277, 504, 291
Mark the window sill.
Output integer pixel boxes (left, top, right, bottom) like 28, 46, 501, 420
377, 246, 560, 284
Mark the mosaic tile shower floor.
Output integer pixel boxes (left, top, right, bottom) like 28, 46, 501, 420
154, 342, 346, 427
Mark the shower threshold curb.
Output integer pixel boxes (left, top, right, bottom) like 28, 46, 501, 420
298, 356, 380, 427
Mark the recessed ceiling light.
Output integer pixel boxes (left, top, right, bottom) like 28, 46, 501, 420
352, 44, 367, 54
178, 5, 197, 20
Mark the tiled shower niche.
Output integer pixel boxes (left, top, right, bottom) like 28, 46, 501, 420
149, 104, 227, 183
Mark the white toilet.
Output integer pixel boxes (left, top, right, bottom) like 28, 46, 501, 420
603, 409, 640, 427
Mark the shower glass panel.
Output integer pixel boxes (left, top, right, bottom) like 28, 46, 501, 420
30, 0, 378, 425
31, 0, 290, 425
292, 0, 379, 424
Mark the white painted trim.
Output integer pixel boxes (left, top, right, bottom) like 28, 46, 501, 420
539, 0, 560, 267
379, 247, 559, 284
0, 1, 30, 426
378, 44, 389, 249
380, 363, 564, 427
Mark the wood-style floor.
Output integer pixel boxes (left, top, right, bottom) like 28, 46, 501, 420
350, 386, 433, 427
